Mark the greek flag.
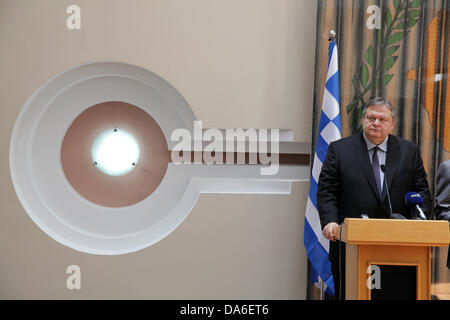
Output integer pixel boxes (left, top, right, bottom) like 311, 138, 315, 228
304, 40, 341, 296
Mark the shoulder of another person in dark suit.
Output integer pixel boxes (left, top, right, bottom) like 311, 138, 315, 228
437, 159, 450, 173
435, 207, 450, 221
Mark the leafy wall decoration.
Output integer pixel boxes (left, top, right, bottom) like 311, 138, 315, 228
346, 0, 421, 132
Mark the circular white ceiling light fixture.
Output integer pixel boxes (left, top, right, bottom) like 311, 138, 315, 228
10, 62, 197, 255
91, 128, 139, 176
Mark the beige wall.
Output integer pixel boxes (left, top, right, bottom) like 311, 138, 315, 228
0, 0, 316, 299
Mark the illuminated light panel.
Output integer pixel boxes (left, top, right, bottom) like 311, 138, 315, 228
91, 128, 139, 176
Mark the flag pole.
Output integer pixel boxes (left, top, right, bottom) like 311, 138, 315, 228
328, 29, 336, 42
304, 26, 340, 300
318, 29, 336, 301
320, 278, 325, 300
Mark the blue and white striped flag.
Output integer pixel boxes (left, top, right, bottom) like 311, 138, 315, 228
304, 40, 341, 296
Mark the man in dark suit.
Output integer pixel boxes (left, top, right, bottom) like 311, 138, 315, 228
317, 97, 431, 300
434, 160, 450, 269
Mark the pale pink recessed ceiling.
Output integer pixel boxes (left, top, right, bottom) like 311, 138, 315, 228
61, 101, 170, 207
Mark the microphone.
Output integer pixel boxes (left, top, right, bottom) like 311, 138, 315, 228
405, 192, 427, 220
380, 164, 406, 220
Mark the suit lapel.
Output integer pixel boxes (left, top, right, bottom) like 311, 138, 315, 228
353, 132, 381, 201
381, 134, 400, 201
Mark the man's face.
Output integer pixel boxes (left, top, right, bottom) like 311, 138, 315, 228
362, 104, 395, 145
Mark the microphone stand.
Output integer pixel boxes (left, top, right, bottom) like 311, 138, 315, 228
380, 165, 406, 220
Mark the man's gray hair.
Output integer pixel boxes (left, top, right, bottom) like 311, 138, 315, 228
362, 97, 395, 120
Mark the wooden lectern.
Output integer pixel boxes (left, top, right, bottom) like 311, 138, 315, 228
334, 218, 450, 300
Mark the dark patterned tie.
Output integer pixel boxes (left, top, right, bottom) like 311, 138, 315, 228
372, 147, 382, 197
